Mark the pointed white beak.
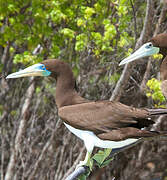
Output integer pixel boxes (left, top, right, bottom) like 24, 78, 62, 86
119, 42, 160, 66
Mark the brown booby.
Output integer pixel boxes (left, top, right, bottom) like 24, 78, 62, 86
119, 33, 167, 99
6, 59, 167, 169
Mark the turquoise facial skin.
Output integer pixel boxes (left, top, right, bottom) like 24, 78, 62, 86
37, 64, 51, 76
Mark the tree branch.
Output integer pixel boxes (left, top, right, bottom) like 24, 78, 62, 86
154, 2, 167, 36
129, 0, 137, 44
139, 60, 152, 94
65, 166, 88, 180
62, 147, 85, 180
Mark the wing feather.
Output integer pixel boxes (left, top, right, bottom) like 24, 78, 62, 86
58, 101, 149, 134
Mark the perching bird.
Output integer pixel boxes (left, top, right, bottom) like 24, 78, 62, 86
119, 33, 167, 99
6, 59, 167, 169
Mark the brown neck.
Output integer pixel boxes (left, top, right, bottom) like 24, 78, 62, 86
160, 56, 167, 81
55, 71, 88, 108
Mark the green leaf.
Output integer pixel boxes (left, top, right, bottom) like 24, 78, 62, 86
100, 157, 113, 168
75, 41, 84, 51
36, 87, 41, 94
109, 73, 120, 84
77, 167, 90, 180
146, 78, 166, 106
84, 7, 95, 19
13, 51, 42, 65
92, 149, 112, 167
77, 18, 86, 27
78, 174, 87, 180
60, 28, 75, 39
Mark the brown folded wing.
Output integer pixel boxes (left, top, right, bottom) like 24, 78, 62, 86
58, 101, 157, 140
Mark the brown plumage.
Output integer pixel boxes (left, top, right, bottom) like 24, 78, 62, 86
151, 34, 167, 99
41, 59, 167, 141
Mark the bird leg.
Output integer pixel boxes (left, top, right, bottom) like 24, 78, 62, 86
76, 151, 93, 169
76, 136, 94, 170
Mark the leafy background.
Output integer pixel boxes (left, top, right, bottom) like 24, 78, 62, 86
0, 0, 167, 179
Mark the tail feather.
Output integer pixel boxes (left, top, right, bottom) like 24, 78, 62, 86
143, 131, 167, 141
150, 130, 167, 136
148, 108, 167, 116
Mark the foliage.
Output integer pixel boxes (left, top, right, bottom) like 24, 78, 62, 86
153, 54, 163, 60
13, 51, 42, 65
78, 175, 87, 180
93, 149, 113, 168
0, 0, 136, 65
146, 78, 166, 107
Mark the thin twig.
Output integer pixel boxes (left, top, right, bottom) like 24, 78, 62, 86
154, 2, 167, 36
27, 129, 55, 180
5, 78, 35, 180
130, 0, 137, 44
62, 147, 85, 180
1, 134, 5, 180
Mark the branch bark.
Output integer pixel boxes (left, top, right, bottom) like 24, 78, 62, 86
154, 2, 167, 36
129, 0, 137, 44
65, 167, 88, 180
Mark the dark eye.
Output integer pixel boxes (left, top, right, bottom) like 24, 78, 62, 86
146, 43, 153, 49
41, 65, 45, 70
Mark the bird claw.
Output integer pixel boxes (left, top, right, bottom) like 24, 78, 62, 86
76, 161, 87, 169
76, 159, 93, 171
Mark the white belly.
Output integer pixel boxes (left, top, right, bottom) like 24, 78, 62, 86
64, 123, 139, 150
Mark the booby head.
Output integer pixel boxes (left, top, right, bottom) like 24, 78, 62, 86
6, 59, 75, 80
6, 59, 74, 80
119, 33, 167, 66
6, 63, 51, 79
119, 42, 160, 66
